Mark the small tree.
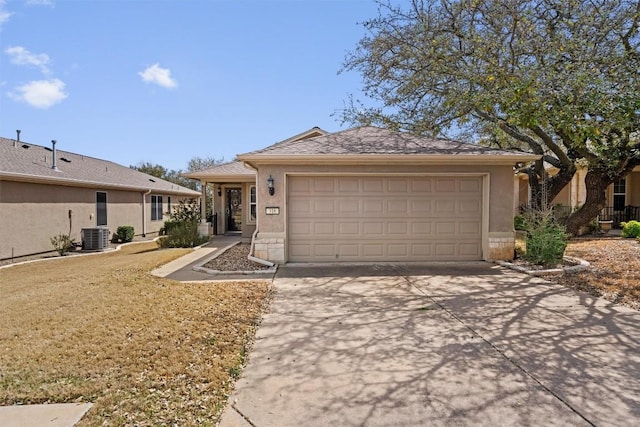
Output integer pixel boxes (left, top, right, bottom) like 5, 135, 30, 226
50, 234, 75, 256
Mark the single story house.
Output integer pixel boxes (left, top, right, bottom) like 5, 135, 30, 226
515, 166, 640, 227
0, 134, 200, 260
186, 126, 538, 264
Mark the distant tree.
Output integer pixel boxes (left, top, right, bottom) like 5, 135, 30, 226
342, 0, 640, 235
187, 156, 224, 173
132, 157, 225, 220
130, 162, 196, 190
184, 156, 225, 221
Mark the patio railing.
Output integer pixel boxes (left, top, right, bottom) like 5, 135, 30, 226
599, 206, 640, 228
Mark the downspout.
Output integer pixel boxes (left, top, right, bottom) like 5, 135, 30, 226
142, 189, 151, 237
243, 160, 275, 267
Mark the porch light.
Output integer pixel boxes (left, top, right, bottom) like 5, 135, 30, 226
267, 175, 275, 196
217, 186, 222, 197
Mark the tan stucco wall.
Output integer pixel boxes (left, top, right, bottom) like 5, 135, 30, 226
251, 163, 516, 262
629, 172, 640, 206
0, 180, 188, 259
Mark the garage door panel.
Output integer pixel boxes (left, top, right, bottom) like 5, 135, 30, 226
363, 222, 384, 235
363, 243, 384, 257
435, 178, 457, 193
387, 222, 408, 235
363, 199, 384, 214
460, 178, 482, 192
314, 222, 336, 235
387, 178, 408, 193
288, 176, 482, 262
339, 222, 360, 235
338, 199, 360, 213
363, 178, 384, 192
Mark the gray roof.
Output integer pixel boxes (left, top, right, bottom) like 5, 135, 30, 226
240, 126, 535, 157
183, 160, 255, 178
0, 136, 200, 196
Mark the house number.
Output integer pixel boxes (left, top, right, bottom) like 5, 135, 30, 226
265, 207, 280, 215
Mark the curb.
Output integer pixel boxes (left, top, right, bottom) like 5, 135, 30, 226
192, 242, 277, 276
0, 238, 161, 270
496, 256, 590, 277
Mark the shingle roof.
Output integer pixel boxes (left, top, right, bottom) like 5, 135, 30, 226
0, 137, 200, 195
183, 160, 255, 177
181, 160, 256, 183
239, 126, 537, 158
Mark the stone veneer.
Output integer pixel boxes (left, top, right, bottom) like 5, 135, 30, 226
487, 232, 515, 260
252, 233, 285, 264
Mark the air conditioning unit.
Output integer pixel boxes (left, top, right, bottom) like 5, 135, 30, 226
81, 227, 110, 250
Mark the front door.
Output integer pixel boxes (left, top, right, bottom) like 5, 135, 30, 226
226, 188, 242, 232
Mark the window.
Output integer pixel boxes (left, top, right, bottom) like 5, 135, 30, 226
151, 195, 163, 221
613, 178, 626, 211
249, 186, 257, 222
167, 196, 172, 215
96, 192, 107, 226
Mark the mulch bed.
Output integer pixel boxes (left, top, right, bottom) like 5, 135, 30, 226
550, 237, 640, 311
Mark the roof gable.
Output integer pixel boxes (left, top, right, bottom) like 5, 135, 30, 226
0, 137, 199, 195
238, 126, 540, 165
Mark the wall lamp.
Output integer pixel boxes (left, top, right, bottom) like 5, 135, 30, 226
217, 186, 222, 197
267, 175, 275, 196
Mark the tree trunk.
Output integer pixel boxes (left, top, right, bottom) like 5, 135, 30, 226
527, 164, 576, 210
564, 170, 608, 235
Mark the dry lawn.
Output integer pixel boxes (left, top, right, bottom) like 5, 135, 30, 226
553, 237, 640, 310
0, 242, 271, 426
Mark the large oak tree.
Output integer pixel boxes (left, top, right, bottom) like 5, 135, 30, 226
342, 0, 639, 234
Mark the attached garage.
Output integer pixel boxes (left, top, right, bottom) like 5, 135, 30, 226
287, 175, 483, 262
237, 126, 540, 264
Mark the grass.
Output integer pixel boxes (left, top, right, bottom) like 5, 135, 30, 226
0, 242, 271, 426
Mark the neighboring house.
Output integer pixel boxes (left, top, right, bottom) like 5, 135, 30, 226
0, 135, 200, 260
186, 126, 538, 264
515, 166, 640, 227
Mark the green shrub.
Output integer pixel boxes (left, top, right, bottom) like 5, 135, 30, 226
621, 220, 640, 238
514, 215, 526, 231
116, 225, 135, 243
157, 199, 208, 248
157, 220, 208, 248
519, 209, 569, 267
161, 220, 180, 236
50, 234, 76, 256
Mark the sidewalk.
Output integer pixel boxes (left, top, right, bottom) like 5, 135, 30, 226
152, 234, 276, 282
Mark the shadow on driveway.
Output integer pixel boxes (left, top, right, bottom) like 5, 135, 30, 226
220, 263, 640, 427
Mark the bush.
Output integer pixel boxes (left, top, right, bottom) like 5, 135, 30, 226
621, 221, 640, 238
50, 234, 76, 256
514, 215, 526, 231
518, 209, 569, 267
157, 199, 208, 248
116, 225, 135, 243
157, 220, 208, 248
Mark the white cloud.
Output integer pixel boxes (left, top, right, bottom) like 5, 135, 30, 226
5, 46, 50, 74
27, 0, 55, 5
138, 63, 177, 89
0, 0, 12, 26
9, 78, 68, 108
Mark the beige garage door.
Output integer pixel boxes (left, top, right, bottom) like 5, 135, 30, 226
288, 176, 483, 262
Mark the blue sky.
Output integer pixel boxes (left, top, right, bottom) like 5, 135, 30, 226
0, 0, 381, 171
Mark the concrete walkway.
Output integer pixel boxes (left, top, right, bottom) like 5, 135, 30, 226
0, 403, 93, 427
219, 263, 640, 427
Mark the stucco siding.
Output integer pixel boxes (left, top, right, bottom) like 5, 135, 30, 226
0, 180, 187, 259
251, 163, 516, 263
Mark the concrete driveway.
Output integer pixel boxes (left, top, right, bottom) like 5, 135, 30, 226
219, 263, 640, 427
